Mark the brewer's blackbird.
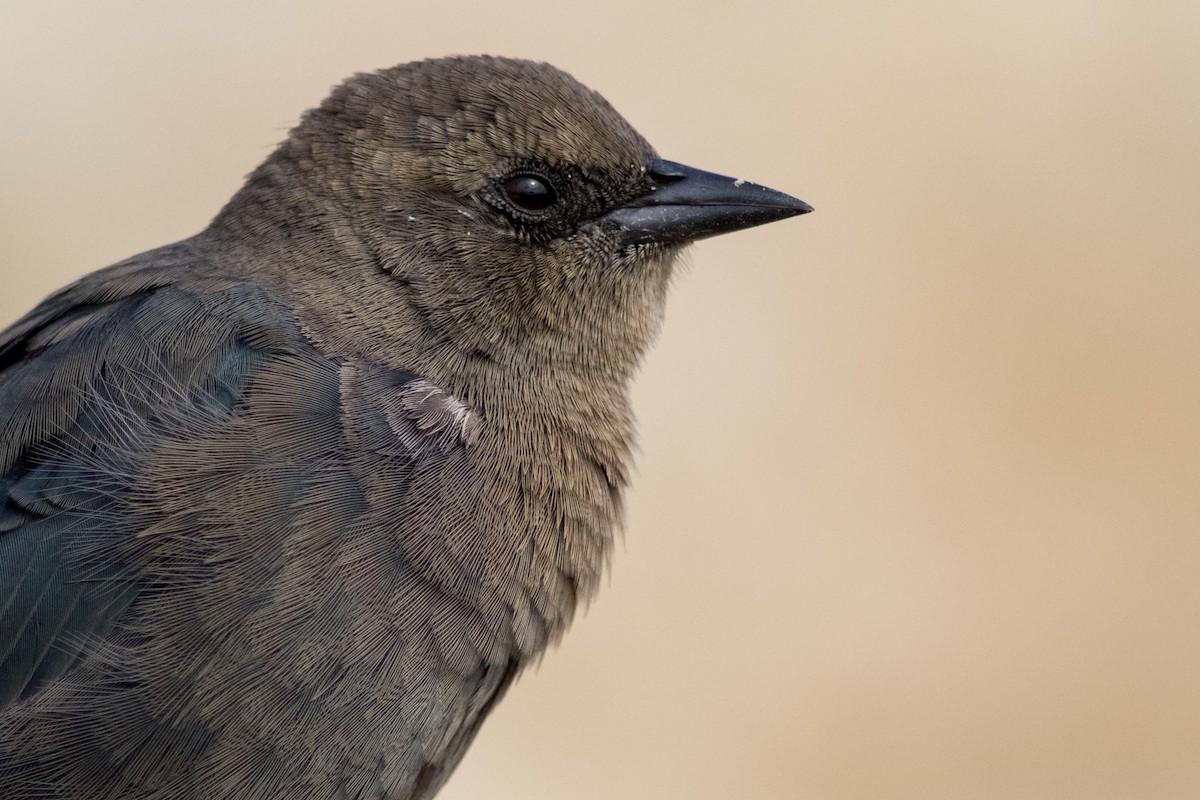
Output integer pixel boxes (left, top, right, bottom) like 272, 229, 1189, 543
0, 56, 810, 798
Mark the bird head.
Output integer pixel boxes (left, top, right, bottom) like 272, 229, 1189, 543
220, 56, 810, 377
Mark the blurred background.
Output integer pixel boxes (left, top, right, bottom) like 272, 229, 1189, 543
2, 2, 1198, 798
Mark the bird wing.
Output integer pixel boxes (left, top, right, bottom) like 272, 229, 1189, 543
0, 253, 202, 707
0, 251, 517, 797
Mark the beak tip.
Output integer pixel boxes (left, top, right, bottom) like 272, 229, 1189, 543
790, 198, 815, 215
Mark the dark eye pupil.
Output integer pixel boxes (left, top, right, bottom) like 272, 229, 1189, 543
503, 175, 556, 211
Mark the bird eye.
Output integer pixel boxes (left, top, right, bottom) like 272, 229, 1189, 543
502, 174, 556, 212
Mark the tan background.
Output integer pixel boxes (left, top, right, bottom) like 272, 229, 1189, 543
3, 2, 1199, 798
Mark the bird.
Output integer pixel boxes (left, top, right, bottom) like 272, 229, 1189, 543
0, 56, 811, 798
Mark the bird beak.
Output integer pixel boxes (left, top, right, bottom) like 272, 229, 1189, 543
602, 158, 813, 246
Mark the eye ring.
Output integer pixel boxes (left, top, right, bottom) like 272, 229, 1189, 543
501, 173, 557, 213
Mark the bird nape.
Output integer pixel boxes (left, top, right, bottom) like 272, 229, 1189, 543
0, 55, 810, 799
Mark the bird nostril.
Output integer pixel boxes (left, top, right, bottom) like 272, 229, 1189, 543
646, 159, 688, 186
